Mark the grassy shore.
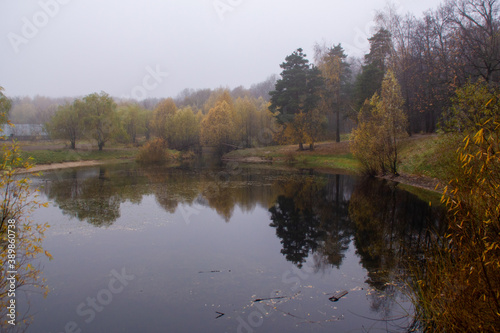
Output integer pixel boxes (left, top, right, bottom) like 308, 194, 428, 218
0, 140, 139, 165
224, 134, 446, 192
223, 140, 360, 171
224, 134, 443, 174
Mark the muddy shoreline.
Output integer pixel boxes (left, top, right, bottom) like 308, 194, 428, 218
17, 159, 132, 174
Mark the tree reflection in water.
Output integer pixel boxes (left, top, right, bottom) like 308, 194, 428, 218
268, 174, 445, 321
42, 165, 444, 297
269, 174, 354, 269
43, 167, 131, 227
350, 178, 444, 289
348, 178, 445, 318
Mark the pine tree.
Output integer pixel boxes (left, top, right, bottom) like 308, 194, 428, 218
270, 48, 324, 150
354, 28, 393, 109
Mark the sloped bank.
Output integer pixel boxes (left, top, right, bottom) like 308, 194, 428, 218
223, 137, 444, 194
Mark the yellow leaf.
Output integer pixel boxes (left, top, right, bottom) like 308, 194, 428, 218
45, 251, 53, 260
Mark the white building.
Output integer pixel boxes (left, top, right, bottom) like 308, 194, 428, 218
1, 124, 49, 140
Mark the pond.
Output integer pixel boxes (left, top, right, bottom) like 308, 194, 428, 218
15, 163, 444, 333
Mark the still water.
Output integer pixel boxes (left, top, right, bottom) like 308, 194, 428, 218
17, 163, 443, 333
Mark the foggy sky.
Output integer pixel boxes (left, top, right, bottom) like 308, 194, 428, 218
1, 0, 440, 100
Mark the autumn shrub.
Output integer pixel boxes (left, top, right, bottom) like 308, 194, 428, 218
351, 116, 383, 176
1, 88, 52, 330
283, 151, 297, 165
351, 70, 408, 176
274, 111, 323, 151
136, 138, 169, 164
180, 150, 196, 161
409, 82, 500, 332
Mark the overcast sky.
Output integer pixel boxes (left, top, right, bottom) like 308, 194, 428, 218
0, 0, 440, 100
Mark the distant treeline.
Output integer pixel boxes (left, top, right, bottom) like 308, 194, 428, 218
7, 75, 277, 125
44, 85, 278, 152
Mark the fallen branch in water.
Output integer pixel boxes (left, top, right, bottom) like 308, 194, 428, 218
253, 291, 301, 302
328, 290, 348, 302
253, 296, 288, 302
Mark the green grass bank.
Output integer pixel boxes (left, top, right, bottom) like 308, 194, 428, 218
223, 134, 447, 192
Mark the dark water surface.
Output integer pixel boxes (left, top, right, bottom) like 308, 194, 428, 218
18, 163, 443, 333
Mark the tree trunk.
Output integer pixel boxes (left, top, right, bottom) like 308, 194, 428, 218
298, 142, 304, 151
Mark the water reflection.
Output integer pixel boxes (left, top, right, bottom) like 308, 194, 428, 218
269, 175, 354, 269
348, 178, 446, 320
41, 164, 443, 279
350, 178, 445, 290
41, 164, 283, 225
28, 163, 447, 332
43, 168, 123, 227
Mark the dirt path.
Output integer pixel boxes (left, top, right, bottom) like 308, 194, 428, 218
17, 160, 120, 174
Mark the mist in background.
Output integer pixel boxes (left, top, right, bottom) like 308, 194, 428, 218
1, 0, 439, 99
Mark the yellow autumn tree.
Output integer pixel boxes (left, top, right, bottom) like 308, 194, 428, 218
234, 96, 277, 148
203, 89, 235, 115
351, 70, 407, 175
200, 100, 235, 153
151, 97, 177, 142
410, 81, 500, 332
170, 106, 200, 150
278, 111, 311, 148
350, 96, 384, 175
0, 87, 51, 330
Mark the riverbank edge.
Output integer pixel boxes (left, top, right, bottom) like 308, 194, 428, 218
223, 154, 443, 194
16, 140, 445, 195
16, 158, 134, 174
